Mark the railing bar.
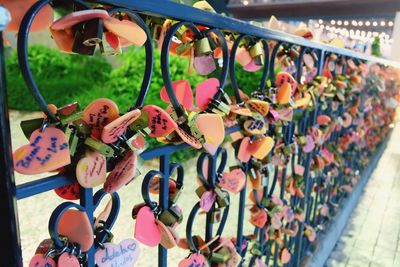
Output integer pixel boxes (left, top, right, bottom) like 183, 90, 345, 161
88, 0, 400, 68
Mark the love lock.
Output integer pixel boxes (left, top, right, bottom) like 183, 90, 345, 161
194, 37, 212, 57
249, 41, 264, 66
215, 187, 230, 208
158, 205, 183, 227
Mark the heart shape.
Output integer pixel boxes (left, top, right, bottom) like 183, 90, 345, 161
178, 253, 207, 267
51, 10, 109, 30
248, 136, 275, 160
250, 208, 267, 228
13, 127, 70, 175
237, 137, 251, 163
58, 253, 80, 267
195, 78, 220, 111
195, 113, 225, 153
29, 254, 56, 267
50, 28, 74, 53
58, 209, 93, 252
54, 182, 80, 200
200, 191, 216, 212
230, 105, 253, 117
246, 99, 269, 116
276, 72, 297, 92
160, 80, 193, 110
134, 206, 161, 247
194, 55, 217, 75
303, 54, 314, 69
142, 105, 177, 137
95, 239, 140, 267
101, 109, 141, 144
76, 151, 107, 188
317, 115, 331, 126
276, 82, 292, 105
156, 220, 178, 249
294, 92, 311, 108
243, 59, 261, 72
277, 108, 293, 122
104, 17, 147, 47
220, 168, 246, 193
104, 150, 138, 193
175, 126, 202, 149
82, 98, 120, 140
235, 47, 252, 66
280, 248, 291, 264
243, 119, 267, 135
302, 135, 315, 153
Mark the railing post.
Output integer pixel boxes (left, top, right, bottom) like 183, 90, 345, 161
0, 6, 23, 267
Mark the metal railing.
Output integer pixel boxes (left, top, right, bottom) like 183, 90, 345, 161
0, 1, 398, 267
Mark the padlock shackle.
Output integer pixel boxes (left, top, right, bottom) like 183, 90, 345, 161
169, 163, 185, 190
185, 201, 230, 253
295, 47, 320, 83
196, 147, 227, 189
107, 7, 154, 110
48, 201, 91, 251
229, 34, 270, 104
160, 22, 230, 119
17, 2, 153, 121
92, 189, 120, 248
269, 42, 298, 86
141, 170, 164, 211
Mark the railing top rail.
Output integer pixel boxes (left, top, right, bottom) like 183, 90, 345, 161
90, 0, 400, 68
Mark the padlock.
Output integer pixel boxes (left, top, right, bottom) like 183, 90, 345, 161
73, 119, 92, 137
59, 111, 83, 125
169, 184, 183, 204
175, 41, 192, 56
72, 22, 96, 55
209, 247, 232, 263
84, 137, 114, 157
210, 208, 221, 224
249, 41, 264, 66
64, 126, 79, 157
82, 18, 103, 47
210, 99, 231, 115
20, 118, 44, 139
195, 185, 208, 198
215, 187, 230, 208
194, 37, 212, 57
129, 111, 149, 132
250, 243, 262, 256
158, 205, 183, 227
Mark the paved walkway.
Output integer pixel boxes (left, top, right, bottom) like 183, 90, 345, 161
325, 116, 400, 267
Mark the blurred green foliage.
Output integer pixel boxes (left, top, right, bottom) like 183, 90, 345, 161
5, 44, 262, 160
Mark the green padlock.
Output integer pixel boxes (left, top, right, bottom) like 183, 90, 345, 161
249, 42, 264, 66
73, 119, 91, 137
176, 41, 192, 55
84, 137, 114, 157
209, 247, 232, 263
194, 37, 212, 57
158, 205, 183, 227
59, 111, 83, 125
65, 127, 79, 157
20, 118, 44, 139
